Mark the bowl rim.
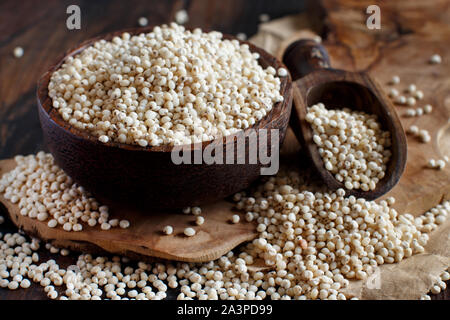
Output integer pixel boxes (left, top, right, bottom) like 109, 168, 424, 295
37, 25, 293, 153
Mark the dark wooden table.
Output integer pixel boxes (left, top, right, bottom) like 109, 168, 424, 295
0, 0, 447, 300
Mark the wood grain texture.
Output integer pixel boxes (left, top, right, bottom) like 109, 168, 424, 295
283, 39, 407, 200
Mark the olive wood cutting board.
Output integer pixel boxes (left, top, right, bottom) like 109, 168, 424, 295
0, 157, 257, 262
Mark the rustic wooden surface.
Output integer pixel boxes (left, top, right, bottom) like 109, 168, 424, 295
276, 0, 450, 299
0, 0, 448, 300
317, 0, 450, 219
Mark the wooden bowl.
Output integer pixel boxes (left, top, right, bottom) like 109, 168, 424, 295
37, 27, 293, 210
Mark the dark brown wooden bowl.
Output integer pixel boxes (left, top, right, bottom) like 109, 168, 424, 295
37, 26, 293, 210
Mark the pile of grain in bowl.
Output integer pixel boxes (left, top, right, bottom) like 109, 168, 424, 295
48, 23, 284, 147
306, 103, 392, 191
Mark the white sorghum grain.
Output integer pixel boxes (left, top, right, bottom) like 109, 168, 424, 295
174, 10, 189, 24
48, 24, 283, 147
259, 13, 270, 22
406, 84, 416, 94
437, 280, 447, 290
13, 47, 24, 58
0, 152, 127, 231
395, 96, 406, 105
277, 67, 288, 77
423, 104, 433, 114
195, 216, 205, 226
101, 222, 111, 230
428, 159, 436, 168
231, 214, 240, 224
236, 33, 247, 41
406, 127, 431, 143
414, 90, 424, 100
430, 285, 441, 294
20, 279, 31, 288
419, 129, 431, 143
388, 88, 399, 98
415, 108, 423, 116
8, 281, 19, 290
436, 160, 446, 170
47, 219, 58, 228
184, 227, 196, 237
119, 220, 130, 229
407, 125, 419, 135
390, 75, 400, 85
429, 54, 442, 64
406, 97, 416, 106
49, 246, 60, 254
48, 290, 58, 299
405, 109, 416, 117
306, 103, 391, 191
138, 17, 148, 27
163, 225, 173, 235
98, 135, 109, 144
191, 207, 201, 216
313, 35, 322, 43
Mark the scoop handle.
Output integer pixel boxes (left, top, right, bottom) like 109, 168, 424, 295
282, 39, 331, 81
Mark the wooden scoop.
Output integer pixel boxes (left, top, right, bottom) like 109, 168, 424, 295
283, 39, 407, 200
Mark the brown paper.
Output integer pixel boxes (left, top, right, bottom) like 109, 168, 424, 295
250, 14, 450, 300
342, 218, 450, 299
